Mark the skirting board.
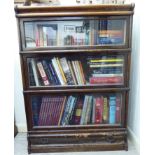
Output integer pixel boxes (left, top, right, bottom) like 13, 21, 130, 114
17, 123, 27, 132
127, 126, 140, 153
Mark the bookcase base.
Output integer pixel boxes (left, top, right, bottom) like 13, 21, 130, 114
29, 142, 128, 153
28, 129, 128, 153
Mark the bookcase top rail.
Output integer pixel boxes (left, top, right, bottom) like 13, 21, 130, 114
15, 4, 135, 17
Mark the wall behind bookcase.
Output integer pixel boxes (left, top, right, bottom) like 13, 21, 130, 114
128, 0, 140, 152
13, 0, 140, 149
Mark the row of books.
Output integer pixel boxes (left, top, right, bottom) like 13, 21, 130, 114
31, 94, 122, 126
87, 56, 124, 85
29, 56, 124, 86
29, 57, 86, 86
25, 20, 125, 48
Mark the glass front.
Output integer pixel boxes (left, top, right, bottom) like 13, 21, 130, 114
31, 93, 123, 127
24, 19, 126, 48
27, 54, 125, 87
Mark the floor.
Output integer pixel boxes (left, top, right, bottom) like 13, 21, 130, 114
14, 133, 139, 155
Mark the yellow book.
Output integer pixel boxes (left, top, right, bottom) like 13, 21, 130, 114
90, 59, 124, 63
56, 57, 67, 84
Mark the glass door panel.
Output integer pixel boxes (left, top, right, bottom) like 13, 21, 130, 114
27, 54, 125, 87
31, 93, 123, 127
23, 18, 127, 49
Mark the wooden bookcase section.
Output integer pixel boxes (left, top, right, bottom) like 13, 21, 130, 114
15, 4, 134, 153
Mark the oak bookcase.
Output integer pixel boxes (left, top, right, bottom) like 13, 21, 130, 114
15, 3, 134, 153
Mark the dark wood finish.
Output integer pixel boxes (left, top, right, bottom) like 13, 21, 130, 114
15, 4, 134, 154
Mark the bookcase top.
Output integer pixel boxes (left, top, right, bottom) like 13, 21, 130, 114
15, 3, 135, 18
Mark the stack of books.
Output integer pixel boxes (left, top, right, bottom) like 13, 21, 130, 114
87, 56, 124, 85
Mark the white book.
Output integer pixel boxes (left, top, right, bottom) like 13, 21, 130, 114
51, 58, 65, 85
30, 58, 40, 86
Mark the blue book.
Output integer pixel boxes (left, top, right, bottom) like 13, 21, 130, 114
109, 96, 116, 124
31, 97, 41, 126
49, 62, 60, 85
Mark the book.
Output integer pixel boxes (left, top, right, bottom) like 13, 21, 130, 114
73, 97, 84, 124
56, 58, 67, 84
84, 96, 93, 124
89, 76, 123, 85
49, 63, 60, 85
60, 57, 75, 85
80, 95, 89, 125
116, 95, 122, 124
36, 61, 50, 86
61, 96, 77, 125
89, 64, 123, 68
42, 60, 55, 85
109, 96, 116, 124
31, 97, 41, 126
103, 97, 109, 123
30, 58, 40, 86
67, 60, 77, 85
51, 57, 65, 85
95, 96, 104, 124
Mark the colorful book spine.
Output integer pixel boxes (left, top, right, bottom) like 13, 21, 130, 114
109, 96, 116, 124
60, 57, 75, 85
61, 96, 72, 125
95, 96, 104, 124
67, 60, 77, 85
56, 58, 67, 84
36, 62, 50, 86
89, 76, 123, 84
49, 63, 60, 85
80, 95, 89, 125
73, 97, 84, 124
51, 58, 65, 85
103, 97, 109, 123
42, 60, 55, 85
84, 96, 93, 124
116, 95, 122, 124
30, 58, 40, 86
31, 97, 41, 126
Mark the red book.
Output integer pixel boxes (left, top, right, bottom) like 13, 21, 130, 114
116, 95, 122, 124
37, 62, 50, 86
89, 76, 123, 84
95, 97, 104, 124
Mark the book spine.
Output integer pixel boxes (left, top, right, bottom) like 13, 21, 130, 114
58, 96, 67, 126
36, 62, 50, 86
42, 60, 55, 85
31, 97, 41, 126
109, 96, 116, 124
60, 57, 75, 85
49, 63, 60, 85
72, 61, 80, 85
103, 97, 109, 123
56, 58, 67, 84
79, 61, 86, 85
80, 96, 89, 125
51, 58, 65, 85
75, 61, 83, 85
95, 96, 103, 124
30, 58, 40, 86
61, 96, 72, 126
84, 96, 93, 124
116, 95, 122, 124
74, 97, 83, 125
89, 76, 123, 84
67, 60, 77, 85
